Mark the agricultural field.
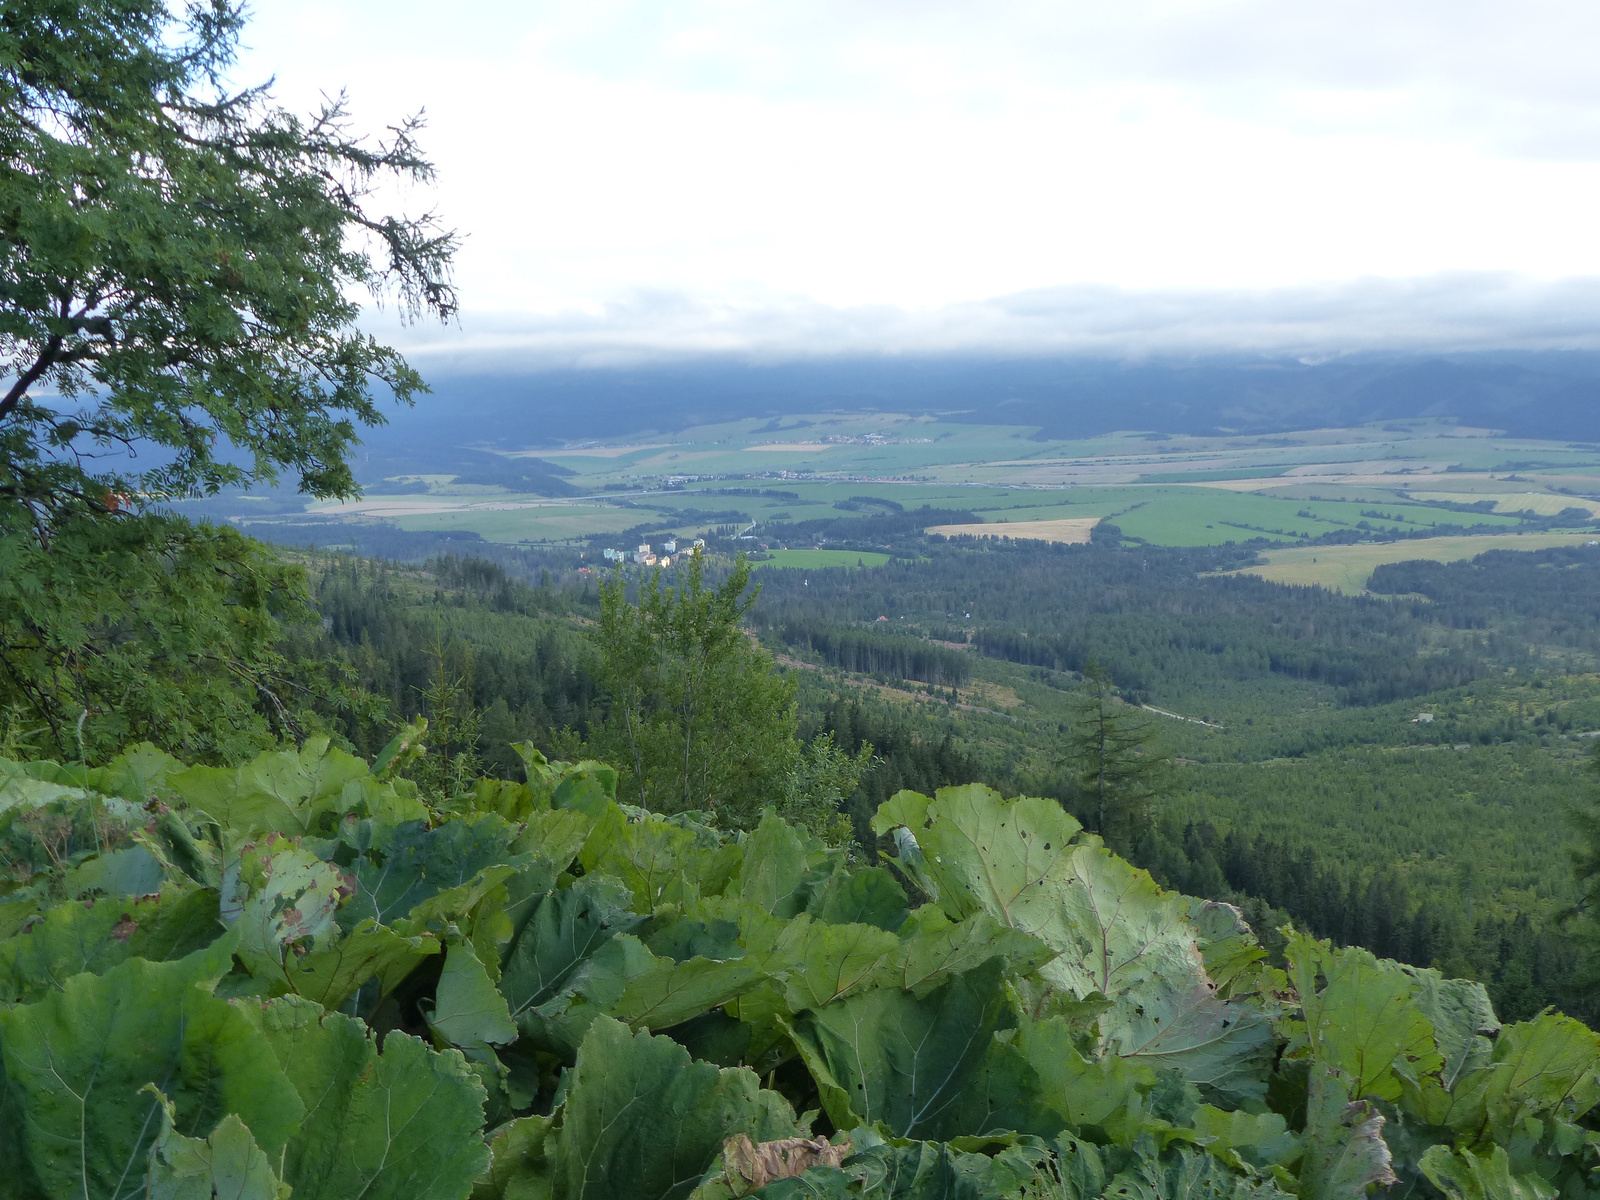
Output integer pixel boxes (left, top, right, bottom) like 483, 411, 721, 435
1221, 532, 1600, 593
226, 415, 1600, 560
753, 549, 893, 569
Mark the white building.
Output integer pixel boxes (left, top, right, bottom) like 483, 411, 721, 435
663, 537, 678, 553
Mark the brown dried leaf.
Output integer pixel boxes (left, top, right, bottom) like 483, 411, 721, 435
723, 1132, 852, 1194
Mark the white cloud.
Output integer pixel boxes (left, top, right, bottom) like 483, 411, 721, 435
236, 2, 1600, 351
379, 274, 1600, 369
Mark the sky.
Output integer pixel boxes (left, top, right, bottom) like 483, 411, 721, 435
236, 1, 1600, 364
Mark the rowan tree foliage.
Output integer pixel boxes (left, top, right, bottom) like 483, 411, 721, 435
0, 0, 455, 758
589, 555, 800, 824
1062, 658, 1169, 852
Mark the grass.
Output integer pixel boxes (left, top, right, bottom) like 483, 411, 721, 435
1221, 532, 1600, 593
752, 549, 893, 569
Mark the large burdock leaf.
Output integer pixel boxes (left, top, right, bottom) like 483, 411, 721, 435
338, 814, 523, 931
1420, 1145, 1556, 1200
546, 1016, 799, 1200
913, 785, 1081, 927
1297, 1066, 1397, 1200
736, 811, 824, 918
1288, 934, 1442, 1104
789, 958, 1043, 1139
804, 865, 909, 932
274, 918, 439, 1010
1014, 1014, 1157, 1143
498, 876, 647, 1023
0, 934, 305, 1200
1440, 1013, 1600, 1144
0, 884, 221, 1004
430, 941, 518, 1048
1049, 846, 1274, 1106
777, 916, 901, 1012
608, 953, 768, 1030
143, 1089, 291, 1200
222, 837, 345, 978
874, 788, 1272, 1105
168, 737, 373, 837
893, 906, 1055, 997
241, 995, 489, 1200
581, 810, 719, 912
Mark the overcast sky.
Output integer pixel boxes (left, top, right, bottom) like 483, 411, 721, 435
238, 1, 1600, 363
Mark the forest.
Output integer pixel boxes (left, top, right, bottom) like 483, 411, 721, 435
6, 3, 1600, 1198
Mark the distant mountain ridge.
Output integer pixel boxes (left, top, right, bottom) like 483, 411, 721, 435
358, 352, 1600, 475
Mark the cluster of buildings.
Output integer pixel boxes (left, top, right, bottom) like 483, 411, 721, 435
600, 537, 705, 567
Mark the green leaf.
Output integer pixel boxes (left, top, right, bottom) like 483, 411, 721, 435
788, 958, 1024, 1139
222, 837, 345, 977
1403, 967, 1499, 1090
274, 918, 439, 1011
610, 954, 769, 1030
737, 812, 823, 918
778, 916, 901, 1012
169, 738, 371, 837
1288, 933, 1441, 1103
913, 785, 1081, 925
1014, 1014, 1157, 1143
474, 1115, 555, 1200
338, 813, 522, 931
1043, 1137, 1295, 1200
431, 940, 518, 1048
0, 934, 305, 1200
62, 845, 166, 897
0, 884, 221, 1005
515, 807, 601, 874
1191, 1105, 1301, 1171
1297, 1066, 1398, 1200
548, 1016, 799, 1200
143, 1089, 291, 1200
893, 906, 1056, 998
583, 814, 711, 911
1098, 974, 1277, 1109
1419, 1145, 1556, 1200
805, 865, 909, 932
1443, 1013, 1600, 1144
499, 875, 647, 1023
869, 789, 931, 837
241, 995, 489, 1200
1187, 900, 1269, 995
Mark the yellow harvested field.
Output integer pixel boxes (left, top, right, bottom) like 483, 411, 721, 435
927, 517, 1099, 544
1221, 532, 1600, 594
1405, 492, 1600, 517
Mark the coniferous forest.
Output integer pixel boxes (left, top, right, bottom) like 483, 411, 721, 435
7, 4, 1600, 1200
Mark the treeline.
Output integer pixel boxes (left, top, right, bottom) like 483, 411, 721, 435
305, 554, 603, 776
776, 621, 971, 685
1137, 819, 1589, 1025
754, 540, 1497, 705
803, 696, 982, 843
1370, 544, 1600, 655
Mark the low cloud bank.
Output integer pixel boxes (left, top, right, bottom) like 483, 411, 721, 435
383, 273, 1600, 372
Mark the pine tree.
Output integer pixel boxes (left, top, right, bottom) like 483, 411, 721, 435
1061, 659, 1169, 853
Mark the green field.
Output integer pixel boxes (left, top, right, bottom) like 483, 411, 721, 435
752, 549, 893, 569
246, 417, 1600, 554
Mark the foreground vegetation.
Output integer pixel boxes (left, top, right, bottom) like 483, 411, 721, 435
5, 737, 1598, 1199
